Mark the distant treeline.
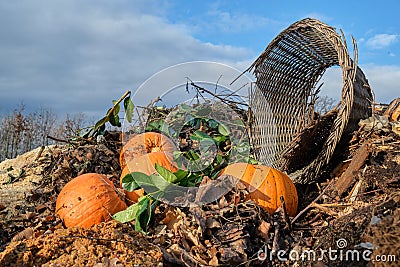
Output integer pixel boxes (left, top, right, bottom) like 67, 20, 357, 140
0, 104, 89, 162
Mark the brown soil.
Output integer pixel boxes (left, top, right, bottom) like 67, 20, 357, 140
1, 110, 399, 266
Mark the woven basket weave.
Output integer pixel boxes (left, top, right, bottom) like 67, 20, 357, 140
247, 18, 373, 183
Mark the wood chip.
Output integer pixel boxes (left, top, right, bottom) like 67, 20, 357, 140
331, 140, 371, 197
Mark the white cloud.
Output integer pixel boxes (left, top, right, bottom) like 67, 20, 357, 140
0, 0, 252, 116
303, 13, 332, 22
361, 64, 400, 103
185, 2, 282, 35
366, 34, 398, 49
204, 9, 278, 33
312, 64, 399, 105
0, 0, 398, 119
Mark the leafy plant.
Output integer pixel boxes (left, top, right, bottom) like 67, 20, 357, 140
80, 90, 134, 138
113, 164, 205, 232
113, 102, 259, 232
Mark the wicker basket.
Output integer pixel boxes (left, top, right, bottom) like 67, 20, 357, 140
247, 18, 373, 183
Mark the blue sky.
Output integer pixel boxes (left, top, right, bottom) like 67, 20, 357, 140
168, 1, 399, 65
0, 0, 399, 117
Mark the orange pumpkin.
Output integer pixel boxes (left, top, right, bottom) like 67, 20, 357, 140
221, 163, 298, 216
56, 173, 127, 228
120, 152, 180, 204
120, 132, 177, 169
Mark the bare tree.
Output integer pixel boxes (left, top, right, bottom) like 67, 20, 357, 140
315, 95, 337, 114
0, 106, 89, 162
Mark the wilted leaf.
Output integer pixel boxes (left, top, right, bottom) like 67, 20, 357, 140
12, 227, 34, 242
257, 220, 271, 241
93, 257, 124, 267
161, 210, 181, 231
7, 173, 16, 184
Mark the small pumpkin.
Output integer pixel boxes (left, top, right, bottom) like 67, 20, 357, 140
120, 132, 177, 169
120, 152, 180, 204
221, 163, 298, 216
56, 173, 127, 228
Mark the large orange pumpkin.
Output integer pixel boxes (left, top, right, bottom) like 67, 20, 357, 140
120, 132, 177, 169
221, 163, 298, 216
56, 173, 127, 228
120, 152, 180, 204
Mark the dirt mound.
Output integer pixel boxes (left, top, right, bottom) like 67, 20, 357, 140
0, 220, 162, 266
1, 106, 399, 266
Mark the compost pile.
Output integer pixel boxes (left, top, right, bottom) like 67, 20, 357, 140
0, 98, 399, 267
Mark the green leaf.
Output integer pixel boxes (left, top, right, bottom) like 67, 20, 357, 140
247, 157, 259, 164
178, 103, 192, 112
172, 151, 185, 168
218, 123, 231, 136
7, 173, 16, 184
216, 154, 223, 164
128, 172, 171, 194
112, 101, 121, 116
145, 121, 159, 132
113, 202, 140, 223
213, 135, 227, 143
128, 172, 159, 192
148, 174, 171, 192
155, 163, 179, 183
6, 166, 14, 172
124, 96, 135, 123
208, 119, 219, 129
121, 173, 140, 191
145, 119, 169, 134
173, 169, 188, 183
185, 150, 200, 161
190, 130, 210, 141
109, 113, 121, 127
93, 116, 108, 132
135, 196, 151, 232
78, 127, 93, 138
